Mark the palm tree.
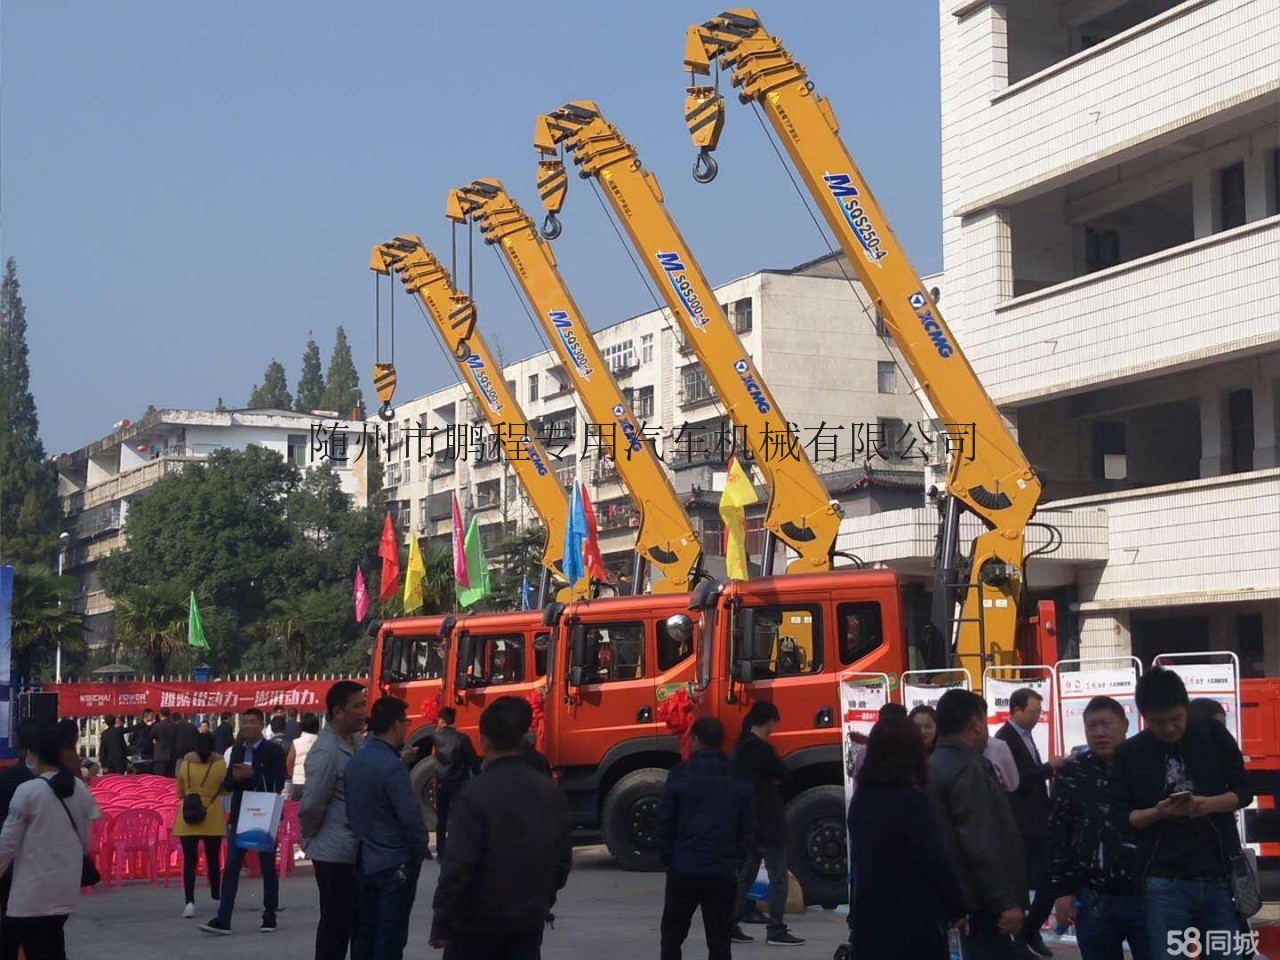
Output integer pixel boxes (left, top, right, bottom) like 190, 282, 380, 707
114, 583, 187, 677
418, 541, 454, 614
267, 587, 345, 671
9, 565, 85, 682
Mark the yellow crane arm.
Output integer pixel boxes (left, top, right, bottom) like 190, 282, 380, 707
533, 101, 842, 576
685, 9, 1043, 673
446, 179, 703, 594
371, 235, 587, 600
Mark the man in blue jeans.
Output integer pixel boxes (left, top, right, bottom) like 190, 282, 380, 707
345, 696, 430, 960
1112, 667, 1253, 960
200, 707, 288, 935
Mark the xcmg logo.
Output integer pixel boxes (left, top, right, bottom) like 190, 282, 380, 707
549, 310, 594, 379
464, 353, 504, 413
907, 292, 954, 359
611, 403, 643, 453
521, 436, 549, 477
656, 252, 711, 328
822, 174, 888, 267
733, 358, 771, 414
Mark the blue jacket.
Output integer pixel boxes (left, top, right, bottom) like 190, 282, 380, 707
344, 738, 431, 875
655, 749, 754, 878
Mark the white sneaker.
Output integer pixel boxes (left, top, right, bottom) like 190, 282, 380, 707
183, 902, 196, 919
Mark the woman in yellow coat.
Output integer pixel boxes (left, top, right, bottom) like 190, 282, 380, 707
173, 731, 226, 918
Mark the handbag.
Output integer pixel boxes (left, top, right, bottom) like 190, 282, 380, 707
44, 778, 101, 888
181, 760, 215, 825
1230, 850, 1262, 919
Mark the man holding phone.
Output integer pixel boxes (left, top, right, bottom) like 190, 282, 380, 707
1112, 667, 1252, 960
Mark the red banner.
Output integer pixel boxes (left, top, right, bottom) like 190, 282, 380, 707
44, 679, 362, 718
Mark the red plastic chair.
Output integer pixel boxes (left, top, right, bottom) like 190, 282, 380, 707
276, 800, 302, 876
108, 809, 163, 885
87, 812, 115, 888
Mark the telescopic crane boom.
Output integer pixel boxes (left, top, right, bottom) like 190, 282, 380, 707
534, 101, 842, 576
371, 235, 588, 602
684, 9, 1043, 675
446, 178, 703, 594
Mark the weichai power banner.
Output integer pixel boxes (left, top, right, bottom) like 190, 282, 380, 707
45, 679, 360, 717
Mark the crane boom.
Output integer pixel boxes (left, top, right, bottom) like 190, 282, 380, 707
446, 178, 703, 594
371, 235, 587, 601
534, 101, 842, 576
685, 9, 1043, 674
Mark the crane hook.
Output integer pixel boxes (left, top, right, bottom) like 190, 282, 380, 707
378, 400, 395, 422
692, 150, 718, 184
541, 212, 562, 241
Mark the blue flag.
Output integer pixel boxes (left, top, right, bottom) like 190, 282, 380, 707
521, 573, 532, 611
562, 479, 586, 586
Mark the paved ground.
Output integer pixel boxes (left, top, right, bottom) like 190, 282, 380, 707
66, 847, 1085, 959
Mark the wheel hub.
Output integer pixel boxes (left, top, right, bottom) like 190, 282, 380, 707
805, 819, 846, 878
627, 796, 659, 848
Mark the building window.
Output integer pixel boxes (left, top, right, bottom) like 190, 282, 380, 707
876, 418, 906, 462
1084, 227, 1120, 273
555, 455, 578, 490
603, 340, 637, 373
1227, 389, 1254, 474
733, 604, 823, 676
395, 500, 411, 530
1091, 421, 1127, 481
635, 385, 655, 419
418, 497, 428, 527
744, 516, 765, 560
640, 333, 654, 365
680, 364, 714, 406
1216, 161, 1246, 232
730, 297, 753, 334
287, 434, 308, 466
874, 309, 889, 338
528, 374, 539, 402
475, 478, 501, 510
1267, 149, 1280, 217
385, 463, 401, 488
877, 361, 896, 395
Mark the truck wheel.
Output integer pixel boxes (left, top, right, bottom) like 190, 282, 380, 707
601, 769, 667, 872
784, 786, 847, 908
409, 756, 439, 832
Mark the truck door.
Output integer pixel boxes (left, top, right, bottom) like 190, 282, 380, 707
377, 630, 444, 734
452, 630, 540, 749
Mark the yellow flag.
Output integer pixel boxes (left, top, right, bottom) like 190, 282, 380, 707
403, 535, 426, 613
719, 457, 758, 581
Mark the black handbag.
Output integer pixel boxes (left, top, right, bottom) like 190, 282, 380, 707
180, 761, 215, 825
44, 778, 101, 888
1230, 850, 1262, 919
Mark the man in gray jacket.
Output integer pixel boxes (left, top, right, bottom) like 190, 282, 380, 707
927, 689, 1027, 960
300, 681, 367, 960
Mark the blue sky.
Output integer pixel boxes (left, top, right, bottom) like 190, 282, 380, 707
3, 2, 942, 454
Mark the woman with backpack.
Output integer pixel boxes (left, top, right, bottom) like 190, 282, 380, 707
174, 732, 226, 919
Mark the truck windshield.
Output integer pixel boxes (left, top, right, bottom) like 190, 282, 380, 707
696, 609, 715, 692
381, 635, 443, 683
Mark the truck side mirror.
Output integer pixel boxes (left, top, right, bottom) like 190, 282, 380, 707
568, 665, 588, 688
571, 623, 588, 668
456, 633, 475, 688
731, 659, 754, 684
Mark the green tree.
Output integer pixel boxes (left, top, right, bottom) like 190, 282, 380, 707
247, 359, 292, 410
0, 259, 60, 565
294, 334, 326, 413
319, 325, 364, 416
113, 583, 188, 677
265, 586, 347, 671
8, 564, 85, 681
480, 526, 545, 611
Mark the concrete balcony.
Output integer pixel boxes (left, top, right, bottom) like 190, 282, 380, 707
61, 456, 198, 515
957, 0, 1279, 212
970, 217, 1280, 404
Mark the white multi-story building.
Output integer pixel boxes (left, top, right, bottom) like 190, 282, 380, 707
375, 261, 937, 585
56, 407, 371, 646
929, 0, 1279, 673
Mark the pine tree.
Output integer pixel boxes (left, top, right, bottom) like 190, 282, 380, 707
247, 359, 293, 410
319, 325, 364, 416
294, 333, 325, 413
0, 258, 60, 565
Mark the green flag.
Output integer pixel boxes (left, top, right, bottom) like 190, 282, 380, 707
188, 591, 209, 649
455, 516, 492, 609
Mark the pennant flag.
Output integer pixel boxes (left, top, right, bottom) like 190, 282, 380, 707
187, 592, 209, 649
578, 481, 608, 583
719, 456, 759, 581
451, 492, 470, 589
378, 513, 400, 602
403, 536, 426, 614
353, 566, 370, 622
520, 573, 532, 611
456, 516, 492, 609
562, 480, 586, 587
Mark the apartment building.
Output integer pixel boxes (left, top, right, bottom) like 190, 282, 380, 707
375, 259, 935, 586
56, 407, 370, 647
923, 0, 1279, 673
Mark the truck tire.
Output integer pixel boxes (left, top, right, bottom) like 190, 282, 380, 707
784, 785, 847, 908
601, 768, 667, 872
409, 756, 439, 832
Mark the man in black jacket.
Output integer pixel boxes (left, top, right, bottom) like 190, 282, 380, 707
656, 717, 753, 960
431, 707, 479, 861
928, 689, 1026, 960
430, 697, 571, 959
150, 707, 178, 777
98, 715, 130, 775
213, 712, 235, 754
1112, 667, 1252, 960
995, 688, 1065, 958
173, 712, 199, 760
731, 701, 804, 947
200, 708, 289, 936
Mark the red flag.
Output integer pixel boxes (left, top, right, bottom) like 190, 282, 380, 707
579, 481, 608, 583
451, 492, 470, 589
353, 566, 370, 622
378, 513, 400, 602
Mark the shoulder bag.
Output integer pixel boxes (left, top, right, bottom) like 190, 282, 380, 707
43, 778, 101, 888
181, 760, 216, 825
